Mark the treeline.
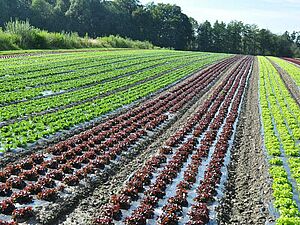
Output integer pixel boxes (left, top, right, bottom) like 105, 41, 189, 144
0, 0, 193, 50
195, 20, 300, 57
0, 0, 299, 56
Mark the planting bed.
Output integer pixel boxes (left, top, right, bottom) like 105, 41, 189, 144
217, 57, 276, 225
1, 50, 300, 225
268, 57, 300, 106
282, 58, 300, 67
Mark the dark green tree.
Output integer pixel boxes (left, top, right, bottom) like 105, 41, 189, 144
196, 20, 213, 52
110, 0, 141, 38
0, 0, 31, 25
146, 3, 193, 49
211, 20, 227, 53
276, 32, 294, 57
132, 5, 155, 41
257, 29, 276, 55
226, 21, 243, 54
187, 17, 198, 49
31, 0, 55, 30
65, 0, 92, 35
242, 24, 259, 55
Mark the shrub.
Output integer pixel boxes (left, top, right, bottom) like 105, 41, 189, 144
97, 35, 154, 49
5, 19, 44, 49
0, 20, 155, 51
0, 29, 19, 50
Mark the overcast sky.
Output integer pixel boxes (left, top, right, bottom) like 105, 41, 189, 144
139, 0, 300, 34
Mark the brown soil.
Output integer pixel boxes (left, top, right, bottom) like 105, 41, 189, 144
217, 57, 276, 224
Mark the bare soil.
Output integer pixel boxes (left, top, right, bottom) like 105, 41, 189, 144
217, 57, 276, 224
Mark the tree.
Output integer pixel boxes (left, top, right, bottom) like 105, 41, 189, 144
257, 29, 276, 55
226, 21, 243, 54
65, 0, 92, 35
196, 20, 213, 52
145, 3, 193, 50
290, 31, 300, 48
242, 24, 259, 55
187, 17, 198, 49
276, 32, 294, 57
31, 0, 55, 30
0, 0, 32, 26
132, 5, 155, 41
114, 0, 140, 14
211, 20, 227, 53
52, 0, 71, 31
109, 0, 141, 38
296, 33, 300, 48
54, 0, 71, 14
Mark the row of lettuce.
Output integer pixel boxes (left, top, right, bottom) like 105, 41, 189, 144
259, 56, 300, 224
0, 50, 229, 152
0, 51, 195, 101
269, 57, 300, 88
0, 53, 209, 119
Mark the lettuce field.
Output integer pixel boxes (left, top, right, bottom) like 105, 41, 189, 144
0, 49, 300, 225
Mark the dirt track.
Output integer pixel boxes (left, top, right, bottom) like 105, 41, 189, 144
217, 58, 276, 224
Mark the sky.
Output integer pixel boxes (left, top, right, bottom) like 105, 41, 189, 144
139, 0, 300, 34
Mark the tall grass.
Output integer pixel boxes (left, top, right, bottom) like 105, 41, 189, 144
0, 20, 155, 51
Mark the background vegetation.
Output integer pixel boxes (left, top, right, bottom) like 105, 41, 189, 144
0, 20, 154, 50
0, 0, 299, 56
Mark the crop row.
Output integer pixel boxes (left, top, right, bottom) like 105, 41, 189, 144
94, 56, 252, 225
0, 51, 192, 93
282, 57, 300, 66
0, 53, 214, 121
258, 56, 300, 224
0, 56, 240, 224
0, 51, 141, 81
269, 57, 300, 88
0, 53, 229, 152
0, 52, 208, 104
0, 50, 151, 77
0, 51, 110, 76
0, 51, 208, 82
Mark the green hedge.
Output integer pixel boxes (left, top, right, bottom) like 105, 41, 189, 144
0, 20, 155, 51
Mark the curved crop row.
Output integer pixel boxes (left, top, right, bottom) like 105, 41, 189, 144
258, 56, 300, 224
0, 53, 210, 120
0, 51, 191, 93
282, 57, 300, 66
0, 52, 208, 104
269, 56, 300, 88
0, 50, 151, 77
